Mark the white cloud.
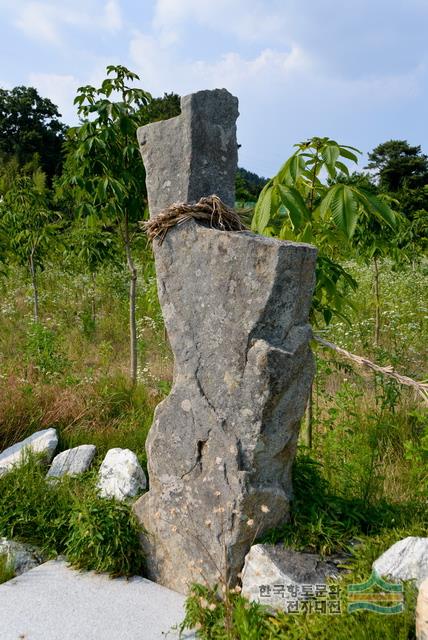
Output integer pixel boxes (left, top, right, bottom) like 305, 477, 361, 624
152, 0, 286, 45
129, 18, 426, 176
28, 72, 80, 122
104, 0, 122, 31
5, 0, 426, 175
129, 30, 309, 96
129, 25, 420, 104
15, 3, 65, 44
14, 1, 123, 45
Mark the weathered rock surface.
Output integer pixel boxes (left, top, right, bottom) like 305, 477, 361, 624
0, 428, 58, 477
373, 537, 428, 587
241, 544, 345, 610
47, 445, 96, 478
417, 577, 428, 640
97, 448, 146, 501
134, 88, 317, 594
137, 88, 238, 215
0, 538, 44, 576
133, 223, 316, 592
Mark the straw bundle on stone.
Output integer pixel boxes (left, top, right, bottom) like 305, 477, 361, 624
142, 195, 248, 244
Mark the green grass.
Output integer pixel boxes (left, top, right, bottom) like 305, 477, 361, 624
180, 534, 419, 639
0, 256, 426, 634
0, 260, 171, 456
260, 453, 427, 555
0, 455, 144, 576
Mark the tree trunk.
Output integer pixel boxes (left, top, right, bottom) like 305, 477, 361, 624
373, 255, 381, 347
124, 221, 138, 384
91, 271, 96, 326
29, 253, 39, 323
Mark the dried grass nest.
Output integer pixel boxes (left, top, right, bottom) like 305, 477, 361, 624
141, 195, 248, 244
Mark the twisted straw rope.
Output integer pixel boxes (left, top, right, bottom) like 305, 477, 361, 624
142, 195, 248, 244
315, 335, 428, 404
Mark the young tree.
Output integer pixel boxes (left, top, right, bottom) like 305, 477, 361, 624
252, 137, 399, 447
67, 65, 151, 383
67, 216, 120, 327
334, 171, 406, 345
0, 171, 61, 321
252, 136, 398, 325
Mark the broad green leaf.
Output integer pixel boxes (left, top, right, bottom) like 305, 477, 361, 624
277, 185, 309, 231
299, 222, 313, 244
335, 161, 350, 176
322, 143, 340, 178
339, 147, 360, 164
356, 189, 398, 229
277, 154, 304, 185
322, 184, 359, 239
340, 144, 361, 152
252, 185, 273, 233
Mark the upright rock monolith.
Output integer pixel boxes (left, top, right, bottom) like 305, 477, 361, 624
134, 89, 317, 594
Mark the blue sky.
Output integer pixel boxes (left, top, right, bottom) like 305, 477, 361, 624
0, 0, 427, 177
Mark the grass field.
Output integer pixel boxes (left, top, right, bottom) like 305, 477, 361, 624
0, 255, 426, 637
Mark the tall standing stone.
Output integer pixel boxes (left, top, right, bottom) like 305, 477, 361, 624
137, 89, 238, 214
134, 89, 317, 594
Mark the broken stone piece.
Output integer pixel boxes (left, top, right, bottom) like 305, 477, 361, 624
372, 537, 428, 588
0, 428, 58, 477
133, 221, 317, 593
241, 544, 345, 610
97, 448, 147, 501
137, 88, 238, 216
47, 445, 97, 478
134, 88, 317, 594
0, 538, 44, 576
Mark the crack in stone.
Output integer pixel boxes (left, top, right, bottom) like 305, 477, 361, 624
180, 429, 211, 480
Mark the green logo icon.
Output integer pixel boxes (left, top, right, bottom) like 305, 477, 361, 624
347, 571, 404, 614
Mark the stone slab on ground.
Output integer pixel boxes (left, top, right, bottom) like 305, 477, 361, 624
0, 560, 195, 640
0, 428, 58, 477
47, 444, 96, 478
373, 537, 428, 588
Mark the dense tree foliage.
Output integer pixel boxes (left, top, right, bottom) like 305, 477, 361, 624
138, 92, 181, 125
367, 140, 428, 193
236, 167, 267, 202
0, 86, 67, 180
365, 140, 428, 249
